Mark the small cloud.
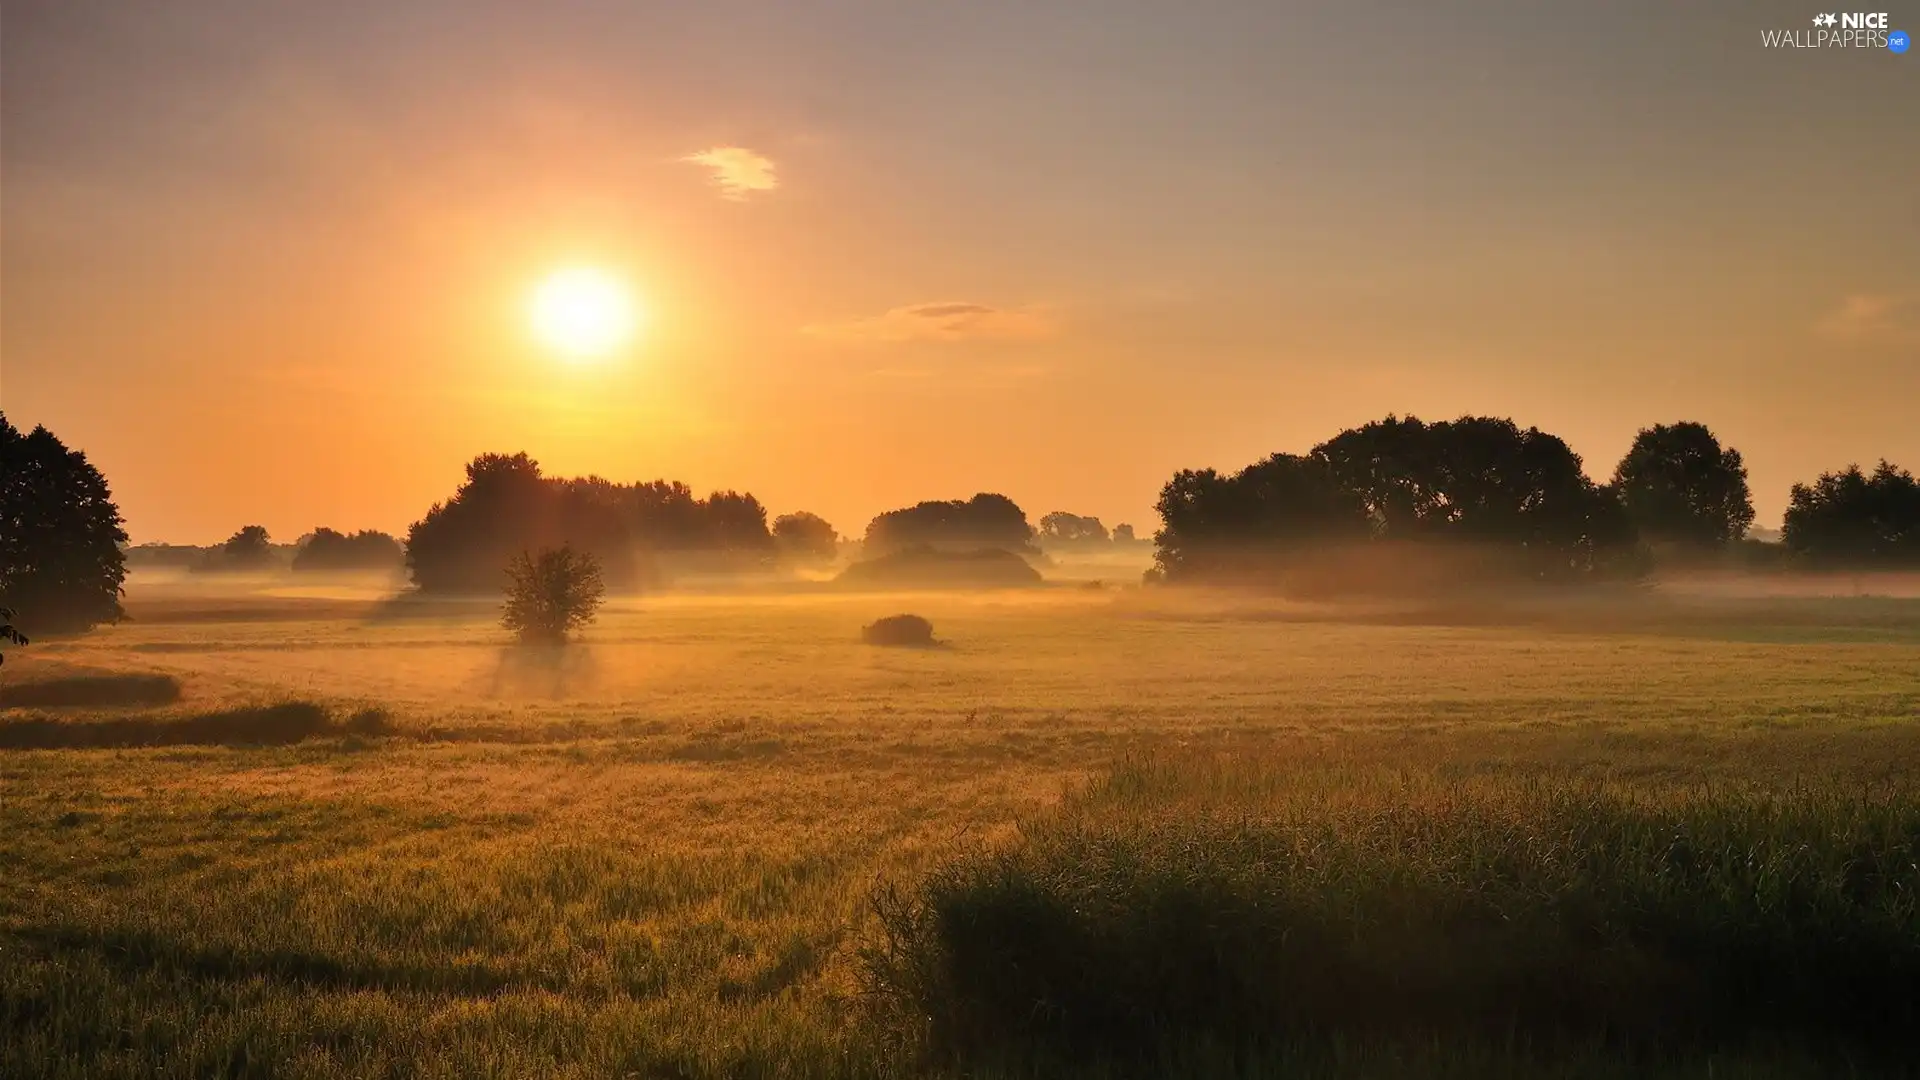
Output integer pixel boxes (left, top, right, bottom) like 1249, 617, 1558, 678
1819, 292, 1920, 340
804, 302, 1058, 343
680, 146, 777, 201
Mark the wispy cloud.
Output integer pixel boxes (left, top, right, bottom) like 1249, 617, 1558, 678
804, 302, 1057, 343
680, 146, 778, 201
1819, 291, 1920, 341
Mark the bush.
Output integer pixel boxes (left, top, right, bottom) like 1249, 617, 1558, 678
866, 754, 1920, 1071
862, 614, 937, 647
501, 546, 605, 644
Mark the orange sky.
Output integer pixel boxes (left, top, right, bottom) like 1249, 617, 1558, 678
4, 1, 1916, 544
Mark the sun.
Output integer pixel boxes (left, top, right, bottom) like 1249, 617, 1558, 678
529, 267, 639, 360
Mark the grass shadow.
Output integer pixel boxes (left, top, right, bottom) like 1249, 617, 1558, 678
0, 673, 183, 709
0, 701, 393, 750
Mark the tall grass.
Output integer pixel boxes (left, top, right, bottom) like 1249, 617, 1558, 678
867, 754, 1920, 1072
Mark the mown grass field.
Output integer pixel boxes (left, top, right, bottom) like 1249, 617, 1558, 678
4, 573, 1920, 1078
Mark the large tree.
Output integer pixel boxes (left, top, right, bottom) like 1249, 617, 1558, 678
1782, 461, 1920, 567
0, 414, 129, 633
1039, 512, 1111, 547
1312, 415, 1633, 566
1151, 454, 1372, 581
772, 512, 839, 561
1611, 422, 1755, 547
1152, 415, 1641, 586
405, 453, 778, 593
864, 493, 1036, 555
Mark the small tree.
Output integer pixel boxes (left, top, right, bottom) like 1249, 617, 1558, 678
501, 546, 605, 644
0, 607, 27, 668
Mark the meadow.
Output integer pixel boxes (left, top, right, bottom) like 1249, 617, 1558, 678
4, 570, 1920, 1078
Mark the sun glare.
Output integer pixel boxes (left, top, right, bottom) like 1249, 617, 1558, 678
529, 267, 639, 360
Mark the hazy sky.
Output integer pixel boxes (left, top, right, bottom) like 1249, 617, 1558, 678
4, 0, 1915, 543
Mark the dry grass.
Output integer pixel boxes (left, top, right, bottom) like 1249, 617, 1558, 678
2, 577, 1919, 1077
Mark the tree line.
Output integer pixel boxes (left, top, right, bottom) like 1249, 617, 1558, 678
402, 452, 843, 592
1149, 415, 1920, 584
5, 408, 1920, 638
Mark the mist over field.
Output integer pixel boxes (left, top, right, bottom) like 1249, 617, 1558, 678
9, 423, 1920, 1078
8, 1, 1920, 1076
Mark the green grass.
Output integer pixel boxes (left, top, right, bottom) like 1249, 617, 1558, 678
2, 580, 1919, 1077
869, 754, 1920, 1075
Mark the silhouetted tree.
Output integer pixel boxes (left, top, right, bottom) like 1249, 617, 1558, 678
1611, 422, 1755, 547
1152, 454, 1372, 581
292, 528, 405, 572
406, 453, 778, 592
502, 546, 605, 644
1782, 461, 1920, 567
221, 522, 276, 564
1112, 523, 1139, 545
1039, 512, 1111, 547
0, 606, 27, 668
1314, 415, 1633, 571
1153, 416, 1642, 586
864, 493, 1036, 555
0, 413, 128, 633
704, 490, 776, 552
773, 511, 840, 561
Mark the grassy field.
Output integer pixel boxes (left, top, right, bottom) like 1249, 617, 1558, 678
4, 573, 1920, 1077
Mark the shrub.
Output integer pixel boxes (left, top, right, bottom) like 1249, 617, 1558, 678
862, 614, 937, 647
501, 546, 605, 644
867, 753, 1920, 1070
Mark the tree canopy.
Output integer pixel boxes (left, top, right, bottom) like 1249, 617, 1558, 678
1153, 415, 1639, 586
1611, 422, 1755, 548
863, 494, 1035, 555
405, 453, 776, 593
1038, 512, 1111, 547
1782, 461, 1920, 567
0, 413, 129, 633
772, 512, 840, 561
292, 528, 405, 572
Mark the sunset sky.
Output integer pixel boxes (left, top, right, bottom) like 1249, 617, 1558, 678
4, 0, 1915, 544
